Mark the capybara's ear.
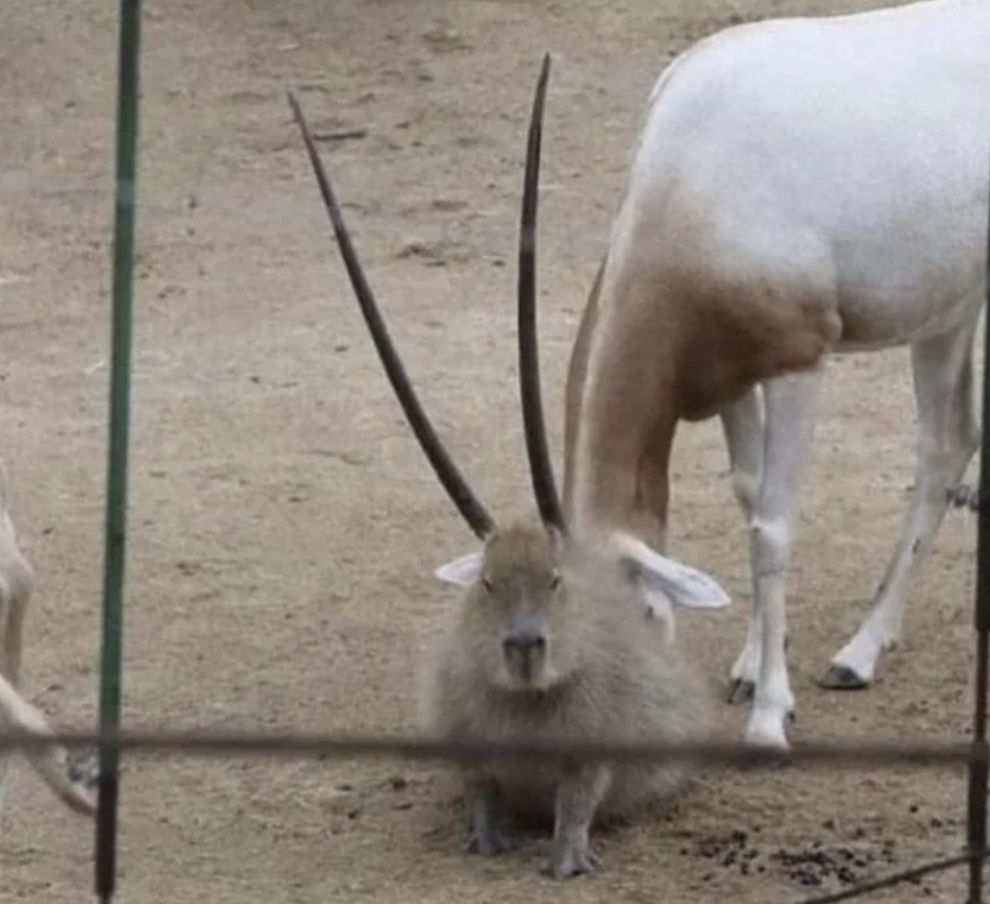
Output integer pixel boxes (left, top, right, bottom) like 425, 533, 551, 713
434, 551, 484, 588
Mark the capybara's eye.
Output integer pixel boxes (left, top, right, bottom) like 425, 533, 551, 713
481, 578, 494, 594
549, 572, 562, 591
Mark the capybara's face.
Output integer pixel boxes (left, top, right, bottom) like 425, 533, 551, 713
463, 522, 574, 691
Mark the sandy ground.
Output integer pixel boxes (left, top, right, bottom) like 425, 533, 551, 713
0, 0, 984, 901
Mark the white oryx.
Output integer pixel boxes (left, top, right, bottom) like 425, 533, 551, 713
292, 0, 990, 751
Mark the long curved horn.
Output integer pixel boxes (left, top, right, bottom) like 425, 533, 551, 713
287, 90, 496, 540
517, 54, 565, 531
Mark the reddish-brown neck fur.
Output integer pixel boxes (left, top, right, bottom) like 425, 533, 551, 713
562, 255, 840, 553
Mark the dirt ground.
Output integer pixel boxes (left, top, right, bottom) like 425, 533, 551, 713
0, 0, 984, 901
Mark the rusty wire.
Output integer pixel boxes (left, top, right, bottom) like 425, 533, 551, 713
18, 723, 985, 902
7, 726, 980, 769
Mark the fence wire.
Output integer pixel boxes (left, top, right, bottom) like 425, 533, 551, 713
16, 723, 990, 902
4, 726, 984, 769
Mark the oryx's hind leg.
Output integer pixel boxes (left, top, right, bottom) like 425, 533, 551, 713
822, 317, 981, 689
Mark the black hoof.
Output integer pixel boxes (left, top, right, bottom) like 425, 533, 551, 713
726, 679, 755, 705
818, 665, 870, 690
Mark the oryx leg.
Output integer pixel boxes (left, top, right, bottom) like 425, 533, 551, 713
822, 320, 980, 689
0, 578, 26, 824
742, 368, 824, 750
721, 386, 766, 704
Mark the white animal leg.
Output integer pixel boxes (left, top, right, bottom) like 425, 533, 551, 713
720, 387, 767, 703
823, 323, 980, 688
0, 579, 24, 828
744, 369, 824, 750
0, 583, 96, 818
722, 386, 765, 522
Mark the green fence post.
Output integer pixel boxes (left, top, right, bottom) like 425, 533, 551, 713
95, 0, 142, 900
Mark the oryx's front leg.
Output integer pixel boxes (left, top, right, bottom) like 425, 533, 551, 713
721, 386, 765, 525
721, 386, 765, 704
738, 369, 823, 750
823, 321, 980, 689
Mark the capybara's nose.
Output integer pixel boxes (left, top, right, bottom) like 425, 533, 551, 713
503, 630, 547, 658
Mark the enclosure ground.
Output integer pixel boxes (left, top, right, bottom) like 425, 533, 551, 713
0, 0, 980, 901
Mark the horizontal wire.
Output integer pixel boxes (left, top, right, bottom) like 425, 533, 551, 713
41, 728, 986, 902
5, 727, 980, 769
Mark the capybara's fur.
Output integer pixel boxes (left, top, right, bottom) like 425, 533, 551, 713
419, 518, 711, 876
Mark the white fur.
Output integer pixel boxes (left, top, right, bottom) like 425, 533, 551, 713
434, 552, 484, 587
0, 460, 96, 823
609, 532, 731, 611
569, 0, 990, 751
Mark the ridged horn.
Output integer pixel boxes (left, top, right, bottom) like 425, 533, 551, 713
516, 53, 565, 532
287, 90, 496, 540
